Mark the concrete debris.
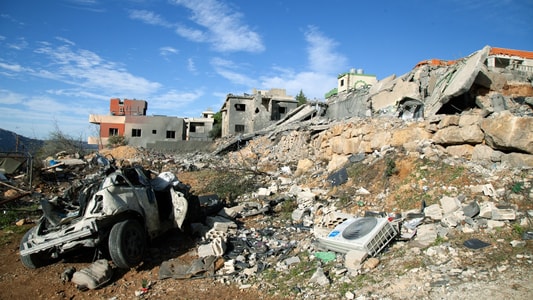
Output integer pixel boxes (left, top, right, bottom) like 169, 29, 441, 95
71, 259, 113, 290
309, 267, 330, 286
9, 45, 533, 299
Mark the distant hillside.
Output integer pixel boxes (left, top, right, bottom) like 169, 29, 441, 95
0, 129, 44, 153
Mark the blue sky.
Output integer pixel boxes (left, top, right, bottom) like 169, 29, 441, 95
1, 0, 532, 140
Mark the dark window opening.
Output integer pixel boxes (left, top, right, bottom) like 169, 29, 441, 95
190, 122, 205, 133
235, 103, 246, 111
261, 99, 270, 111
279, 107, 287, 114
109, 128, 118, 136
340, 79, 344, 87
132, 128, 142, 137
435, 93, 478, 115
152, 129, 157, 134
255, 107, 260, 113
494, 57, 511, 68
235, 124, 245, 132
166, 131, 175, 139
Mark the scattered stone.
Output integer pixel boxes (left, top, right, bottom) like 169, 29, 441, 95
463, 201, 480, 218
284, 256, 301, 266
309, 267, 330, 286
363, 257, 380, 269
344, 250, 368, 271
424, 204, 443, 221
440, 196, 461, 214
413, 223, 438, 248
510, 240, 526, 247
491, 208, 516, 220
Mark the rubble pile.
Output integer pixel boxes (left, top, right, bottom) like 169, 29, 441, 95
20, 119, 526, 299
3, 46, 533, 299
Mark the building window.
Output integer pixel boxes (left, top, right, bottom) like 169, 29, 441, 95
279, 107, 286, 114
340, 79, 344, 87
166, 131, 176, 139
152, 129, 157, 134
235, 103, 246, 111
189, 122, 205, 133
109, 128, 119, 136
132, 128, 142, 137
235, 124, 245, 132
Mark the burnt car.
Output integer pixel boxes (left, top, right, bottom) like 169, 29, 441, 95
19, 154, 192, 269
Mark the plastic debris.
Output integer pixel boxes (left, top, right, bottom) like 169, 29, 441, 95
314, 251, 336, 262
463, 238, 491, 249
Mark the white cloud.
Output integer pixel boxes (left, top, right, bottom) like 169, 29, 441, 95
46, 88, 109, 101
175, 26, 208, 42
305, 26, 347, 74
0, 62, 23, 72
0, 89, 24, 104
172, 0, 264, 53
32, 44, 161, 96
210, 57, 258, 87
148, 89, 205, 111
261, 72, 336, 100
160, 46, 179, 57
187, 58, 197, 73
128, 10, 173, 28
258, 27, 345, 99
55, 36, 76, 46
7, 37, 28, 50
23, 96, 72, 113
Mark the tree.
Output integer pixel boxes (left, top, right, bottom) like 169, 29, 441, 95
209, 111, 222, 139
296, 89, 308, 107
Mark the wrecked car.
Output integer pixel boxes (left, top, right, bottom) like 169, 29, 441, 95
19, 154, 191, 269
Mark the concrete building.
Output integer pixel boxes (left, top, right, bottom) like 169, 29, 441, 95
337, 69, 378, 94
109, 98, 147, 116
220, 88, 297, 137
486, 47, 533, 73
89, 99, 214, 149
184, 111, 215, 141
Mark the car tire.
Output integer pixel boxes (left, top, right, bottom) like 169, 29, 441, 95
20, 227, 48, 269
108, 219, 146, 269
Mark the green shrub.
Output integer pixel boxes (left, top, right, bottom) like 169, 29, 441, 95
107, 135, 127, 148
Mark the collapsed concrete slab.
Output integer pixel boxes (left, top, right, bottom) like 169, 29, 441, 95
424, 46, 491, 116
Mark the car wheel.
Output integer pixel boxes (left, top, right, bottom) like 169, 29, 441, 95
20, 227, 48, 269
108, 219, 146, 269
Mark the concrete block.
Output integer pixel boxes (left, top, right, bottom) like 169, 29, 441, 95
424, 204, 443, 221
440, 196, 461, 214
479, 202, 496, 218
344, 249, 368, 270
492, 208, 516, 220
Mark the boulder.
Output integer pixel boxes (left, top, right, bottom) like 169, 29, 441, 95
295, 158, 314, 176
501, 153, 533, 168
480, 111, 533, 154
446, 144, 474, 158
433, 125, 484, 145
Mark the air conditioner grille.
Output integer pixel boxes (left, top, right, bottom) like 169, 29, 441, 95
341, 217, 377, 240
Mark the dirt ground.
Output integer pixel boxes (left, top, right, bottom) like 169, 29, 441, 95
0, 224, 283, 300
0, 168, 284, 300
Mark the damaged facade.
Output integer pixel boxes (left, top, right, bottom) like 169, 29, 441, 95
219, 88, 297, 137
89, 98, 214, 149
325, 45, 533, 120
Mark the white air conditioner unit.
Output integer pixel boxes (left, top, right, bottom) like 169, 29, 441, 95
316, 217, 397, 256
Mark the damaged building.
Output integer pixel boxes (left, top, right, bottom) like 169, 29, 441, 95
89, 98, 214, 149
220, 88, 298, 137
325, 45, 533, 120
